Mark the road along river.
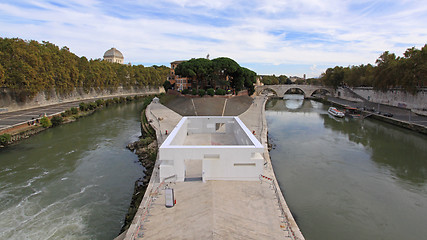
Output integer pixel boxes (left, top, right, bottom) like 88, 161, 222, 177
266, 95, 427, 240
0, 102, 145, 239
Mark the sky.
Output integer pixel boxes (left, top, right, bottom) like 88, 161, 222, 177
1, 0, 426, 78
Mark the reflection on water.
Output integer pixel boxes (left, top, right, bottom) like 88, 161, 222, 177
266, 99, 427, 240
320, 114, 427, 185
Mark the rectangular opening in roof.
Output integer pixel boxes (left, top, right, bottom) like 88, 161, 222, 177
166, 116, 256, 146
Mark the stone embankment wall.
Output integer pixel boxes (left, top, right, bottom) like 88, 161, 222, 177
0, 86, 165, 113
336, 87, 427, 110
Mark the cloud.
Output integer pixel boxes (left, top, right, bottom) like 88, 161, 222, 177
1, 0, 426, 77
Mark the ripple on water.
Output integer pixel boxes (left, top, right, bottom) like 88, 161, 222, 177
0, 185, 99, 240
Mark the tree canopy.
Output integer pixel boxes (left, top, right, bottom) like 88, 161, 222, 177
174, 57, 257, 94
320, 45, 427, 93
259, 75, 290, 85
0, 38, 169, 100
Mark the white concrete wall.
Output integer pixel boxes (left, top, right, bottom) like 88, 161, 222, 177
232, 121, 252, 145
159, 116, 265, 182
348, 87, 427, 110
160, 146, 263, 182
170, 120, 188, 146
186, 117, 233, 134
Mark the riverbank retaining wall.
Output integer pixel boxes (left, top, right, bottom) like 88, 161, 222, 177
337, 87, 427, 110
323, 97, 427, 135
0, 86, 165, 113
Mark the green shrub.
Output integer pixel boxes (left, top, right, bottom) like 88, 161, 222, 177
113, 97, 119, 103
207, 88, 215, 96
95, 99, 104, 106
215, 89, 226, 95
51, 115, 63, 127
0, 133, 11, 146
198, 89, 206, 97
182, 89, 190, 95
70, 107, 78, 115
61, 109, 72, 117
191, 88, 198, 95
105, 99, 114, 106
139, 137, 153, 146
88, 102, 97, 110
126, 96, 133, 102
79, 102, 88, 111
40, 116, 52, 128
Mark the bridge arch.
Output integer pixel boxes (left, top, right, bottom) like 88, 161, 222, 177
283, 88, 306, 97
255, 85, 334, 98
310, 88, 332, 97
260, 88, 278, 97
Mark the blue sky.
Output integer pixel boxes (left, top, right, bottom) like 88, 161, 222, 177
1, 0, 426, 78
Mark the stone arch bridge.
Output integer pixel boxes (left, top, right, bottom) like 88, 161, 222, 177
255, 85, 335, 98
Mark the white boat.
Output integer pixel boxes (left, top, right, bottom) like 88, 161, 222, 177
328, 107, 345, 118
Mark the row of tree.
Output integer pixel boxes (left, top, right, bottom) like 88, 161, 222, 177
0, 38, 169, 100
259, 75, 291, 85
321, 45, 427, 93
174, 57, 257, 94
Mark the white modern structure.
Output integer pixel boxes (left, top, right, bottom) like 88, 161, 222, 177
159, 116, 264, 182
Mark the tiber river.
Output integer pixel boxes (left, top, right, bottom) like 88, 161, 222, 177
1, 97, 427, 239
267, 95, 427, 240
0, 102, 145, 239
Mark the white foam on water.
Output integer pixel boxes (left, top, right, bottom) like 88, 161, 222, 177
0, 185, 99, 240
65, 150, 76, 155
23, 171, 49, 188
0, 167, 12, 173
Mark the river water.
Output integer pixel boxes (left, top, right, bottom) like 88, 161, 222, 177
266, 96, 427, 240
0, 102, 145, 239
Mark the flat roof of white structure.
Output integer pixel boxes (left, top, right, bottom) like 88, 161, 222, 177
160, 116, 263, 149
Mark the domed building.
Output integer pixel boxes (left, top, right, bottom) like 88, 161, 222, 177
103, 47, 124, 64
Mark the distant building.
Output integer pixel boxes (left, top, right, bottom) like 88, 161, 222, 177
170, 60, 192, 91
103, 47, 124, 64
289, 76, 304, 83
255, 76, 264, 86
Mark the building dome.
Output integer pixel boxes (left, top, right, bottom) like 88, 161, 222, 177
103, 47, 124, 59
103, 47, 124, 64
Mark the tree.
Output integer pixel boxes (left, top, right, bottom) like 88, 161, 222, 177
163, 80, 172, 91
51, 115, 63, 126
174, 56, 257, 94
319, 45, 426, 93
0, 63, 5, 86
40, 116, 52, 128
175, 58, 213, 89
321, 66, 344, 89
0, 37, 169, 101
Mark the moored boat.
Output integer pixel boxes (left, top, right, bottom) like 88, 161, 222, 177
328, 107, 345, 118
344, 106, 361, 118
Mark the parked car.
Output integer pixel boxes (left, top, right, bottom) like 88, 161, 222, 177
383, 112, 393, 117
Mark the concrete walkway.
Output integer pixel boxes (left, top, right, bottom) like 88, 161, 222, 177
122, 96, 304, 240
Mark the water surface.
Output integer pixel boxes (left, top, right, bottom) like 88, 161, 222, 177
267, 96, 427, 240
0, 102, 145, 239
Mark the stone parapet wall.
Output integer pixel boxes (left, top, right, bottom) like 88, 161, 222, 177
337, 87, 427, 110
0, 86, 165, 113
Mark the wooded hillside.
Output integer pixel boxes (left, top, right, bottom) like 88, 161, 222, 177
0, 38, 169, 100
